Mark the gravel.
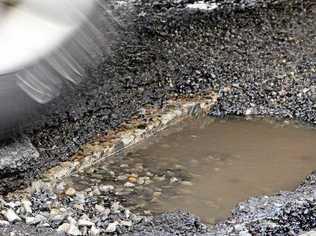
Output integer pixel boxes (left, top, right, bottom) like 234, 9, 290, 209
0, 0, 315, 235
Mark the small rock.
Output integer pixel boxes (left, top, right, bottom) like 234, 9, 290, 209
239, 231, 251, 236
67, 216, 77, 225
91, 187, 101, 196
234, 224, 243, 232
73, 192, 86, 204
55, 182, 66, 194
0, 220, 10, 226
170, 177, 179, 183
181, 181, 193, 186
73, 204, 84, 211
128, 176, 138, 183
57, 223, 70, 233
245, 108, 254, 116
58, 222, 82, 235
38, 223, 51, 228
153, 192, 162, 197
111, 202, 121, 213
50, 214, 66, 224
2, 209, 22, 223
144, 210, 151, 215
25, 215, 45, 225
90, 225, 101, 236
50, 208, 61, 216
65, 187, 77, 196
78, 219, 94, 227
120, 220, 132, 227
117, 175, 128, 181
99, 185, 114, 193
105, 222, 118, 233
154, 175, 166, 181
21, 200, 32, 214
124, 182, 135, 188
125, 209, 131, 219
130, 214, 143, 223
95, 205, 110, 216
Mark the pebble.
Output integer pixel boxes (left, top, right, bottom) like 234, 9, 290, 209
65, 187, 77, 196
128, 176, 138, 183
21, 199, 32, 214
2, 209, 22, 223
111, 202, 121, 213
55, 182, 66, 194
90, 225, 101, 236
117, 175, 128, 181
105, 222, 118, 233
153, 192, 162, 197
91, 187, 101, 196
124, 182, 136, 188
239, 231, 251, 236
181, 181, 193, 186
234, 224, 243, 232
154, 175, 166, 181
170, 177, 179, 183
95, 205, 110, 216
99, 185, 114, 193
57, 223, 70, 233
78, 219, 94, 227
120, 220, 133, 227
25, 215, 46, 225
74, 204, 85, 211
144, 210, 151, 215
38, 223, 51, 228
60, 222, 82, 236
0, 220, 10, 226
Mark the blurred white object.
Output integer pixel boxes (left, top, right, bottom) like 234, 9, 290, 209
0, 0, 94, 75
0, 0, 106, 103
0, 0, 114, 135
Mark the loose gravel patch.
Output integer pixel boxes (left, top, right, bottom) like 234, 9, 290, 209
0, 0, 315, 235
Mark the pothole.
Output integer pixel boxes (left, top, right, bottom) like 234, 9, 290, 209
66, 117, 316, 225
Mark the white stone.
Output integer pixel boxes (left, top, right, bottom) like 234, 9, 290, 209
65, 187, 77, 196
90, 226, 101, 236
25, 215, 45, 225
186, 1, 218, 11
57, 223, 70, 233
105, 222, 118, 233
21, 200, 32, 214
111, 202, 121, 213
70, 224, 82, 235
239, 231, 251, 236
124, 182, 135, 188
170, 177, 179, 183
0, 220, 9, 226
99, 185, 114, 193
78, 219, 94, 227
301, 231, 316, 236
2, 209, 21, 223
120, 220, 132, 227
58, 222, 82, 236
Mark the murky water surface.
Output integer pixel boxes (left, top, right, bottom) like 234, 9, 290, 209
72, 118, 316, 224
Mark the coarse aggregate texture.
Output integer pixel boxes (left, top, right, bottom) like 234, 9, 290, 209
0, 0, 315, 235
0, 0, 314, 192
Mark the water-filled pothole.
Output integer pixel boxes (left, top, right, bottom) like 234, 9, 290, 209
70, 118, 316, 224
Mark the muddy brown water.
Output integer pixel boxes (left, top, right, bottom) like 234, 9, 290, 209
70, 118, 316, 224
122, 118, 316, 223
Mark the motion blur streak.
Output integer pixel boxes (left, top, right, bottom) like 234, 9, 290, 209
0, 0, 117, 137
